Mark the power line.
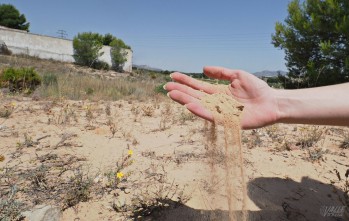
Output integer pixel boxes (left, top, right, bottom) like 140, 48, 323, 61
57, 30, 68, 39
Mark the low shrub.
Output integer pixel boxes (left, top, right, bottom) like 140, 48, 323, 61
92, 60, 110, 70
154, 83, 167, 95
0, 67, 41, 93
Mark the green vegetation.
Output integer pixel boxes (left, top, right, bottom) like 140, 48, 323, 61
272, 0, 349, 88
0, 4, 29, 31
264, 76, 284, 88
101, 33, 115, 46
0, 67, 41, 93
73, 32, 104, 69
154, 83, 167, 95
102, 33, 131, 49
0, 55, 170, 100
73, 32, 130, 71
110, 38, 129, 72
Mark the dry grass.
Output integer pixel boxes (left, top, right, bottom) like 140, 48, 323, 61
340, 131, 349, 149
178, 110, 196, 125
0, 153, 90, 216
296, 126, 324, 148
0, 102, 16, 119
36, 72, 162, 101
141, 104, 155, 117
0, 54, 169, 102
0, 187, 24, 221
112, 163, 191, 219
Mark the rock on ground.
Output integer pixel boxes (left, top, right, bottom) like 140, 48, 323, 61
22, 205, 62, 221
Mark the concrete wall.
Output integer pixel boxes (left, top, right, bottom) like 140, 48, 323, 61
0, 26, 132, 72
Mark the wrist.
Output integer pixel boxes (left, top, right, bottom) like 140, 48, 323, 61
274, 89, 294, 124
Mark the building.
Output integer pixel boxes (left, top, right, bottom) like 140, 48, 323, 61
0, 26, 132, 72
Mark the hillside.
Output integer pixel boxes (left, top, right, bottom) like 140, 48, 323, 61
133, 64, 164, 72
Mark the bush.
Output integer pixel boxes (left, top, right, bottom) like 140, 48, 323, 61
110, 39, 128, 72
73, 32, 130, 71
0, 67, 41, 93
149, 72, 157, 79
85, 87, 94, 95
92, 60, 110, 70
73, 32, 104, 67
154, 83, 167, 95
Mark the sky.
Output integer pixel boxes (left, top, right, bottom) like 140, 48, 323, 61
1, 0, 291, 73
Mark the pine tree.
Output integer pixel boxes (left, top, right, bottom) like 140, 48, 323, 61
0, 4, 29, 31
272, 0, 349, 88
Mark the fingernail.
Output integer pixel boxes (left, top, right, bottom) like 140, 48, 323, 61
163, 84, 167, 90
169, 73, 173, 78
166, 92, 170, 98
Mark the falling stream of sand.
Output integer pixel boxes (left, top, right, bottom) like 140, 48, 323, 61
200, 92, 247, 221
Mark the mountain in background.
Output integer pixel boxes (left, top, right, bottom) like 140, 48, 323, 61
252, 70, 287, 77
133, 64, 288, 78
133, 64, 163, 72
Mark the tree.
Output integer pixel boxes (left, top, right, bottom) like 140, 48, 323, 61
272, 0, 349, 88
102, 33, 116, 46
73, 32, 104, 67
110, 38, 129, 72
73, 32, 130, 71
102, 33, 131, 49
0, 4, 29, 31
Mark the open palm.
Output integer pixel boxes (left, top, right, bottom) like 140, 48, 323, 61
165, 66, 279, 129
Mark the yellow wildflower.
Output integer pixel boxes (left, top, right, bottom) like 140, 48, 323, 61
10, 102, 16, 107
116, 172, 124, 179
128, 150, 133, 156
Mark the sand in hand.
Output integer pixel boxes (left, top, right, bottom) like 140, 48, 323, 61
200, 92, 248, 221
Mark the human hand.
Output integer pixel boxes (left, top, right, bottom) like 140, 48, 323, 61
164, 66, 279, 129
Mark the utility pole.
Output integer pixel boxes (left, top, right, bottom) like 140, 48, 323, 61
57, 30, 68, 39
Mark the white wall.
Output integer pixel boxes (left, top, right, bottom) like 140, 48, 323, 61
0, 26, 132, 72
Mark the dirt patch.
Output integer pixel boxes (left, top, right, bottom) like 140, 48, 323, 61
1, 94, 348, 220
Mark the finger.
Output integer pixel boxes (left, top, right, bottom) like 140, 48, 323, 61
185, 103, 214, 122
164, 82, 206, 99
203, 66, 241, 81
168, 90, 201, 106
170, 72, 219, 94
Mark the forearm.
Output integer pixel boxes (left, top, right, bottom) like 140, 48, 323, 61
275, 83, 349, 126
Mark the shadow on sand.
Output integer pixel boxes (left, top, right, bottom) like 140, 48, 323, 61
138, 177, 348, 221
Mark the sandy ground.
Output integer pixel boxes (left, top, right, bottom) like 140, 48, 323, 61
1, 95, 348, 221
